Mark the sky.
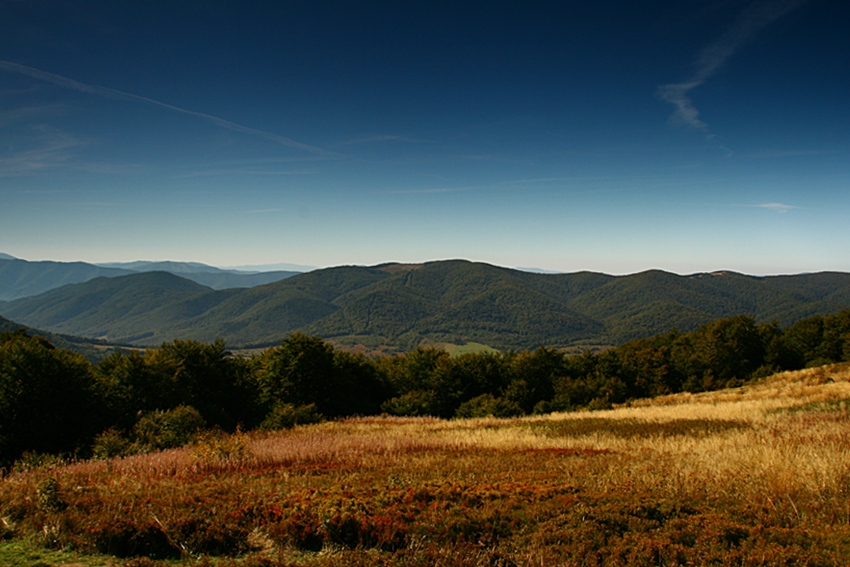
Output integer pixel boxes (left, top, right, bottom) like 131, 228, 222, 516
1, 0, 848, 275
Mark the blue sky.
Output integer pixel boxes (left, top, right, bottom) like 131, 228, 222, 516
1, 0, 848, 275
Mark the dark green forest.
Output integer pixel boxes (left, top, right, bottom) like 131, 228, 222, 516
2, 309, 850, 468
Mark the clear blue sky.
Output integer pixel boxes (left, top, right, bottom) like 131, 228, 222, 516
1, 0, 848, 274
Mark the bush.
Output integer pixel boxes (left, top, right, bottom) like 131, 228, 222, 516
380, 390, 438, 416
172, 517, 250, 556
88, 519, 180, 559
259, 404, 323, 431
192, 429, 250, 464
12, 451, 65, 473
92, 428, 132, 459
454, 394, 524, 419
131, 406, 205, 452
36, 478, 66, 512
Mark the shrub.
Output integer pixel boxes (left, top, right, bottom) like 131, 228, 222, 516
380, 390, 438, 417
88, 519, 180, 559
267, 506, 324, 551
131, 405, 205, 452
192, 429, 250, 464
36, 478, 66, 512
91, 428, 132, 459
455, 394, 524, 419
172, 517, 250, 556
12, 451, 65, 473
259, 404, 323, 431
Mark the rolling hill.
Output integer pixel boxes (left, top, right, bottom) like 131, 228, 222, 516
0, 314, 122, 361
0, 259, 135, 301
1, 260, 849, 351
0, 257, 299, 301
95, 260, 300, 289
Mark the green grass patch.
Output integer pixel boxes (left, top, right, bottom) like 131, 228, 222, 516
0, 540, 113, 567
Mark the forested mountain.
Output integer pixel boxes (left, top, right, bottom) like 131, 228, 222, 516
0, 257, 299, 301
95, 260, 300, 289
2, 260, 849, 351
0, 314, 115, 361
0, 259, 135, 300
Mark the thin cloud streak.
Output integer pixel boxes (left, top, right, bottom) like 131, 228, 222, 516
335, 135, 425, 146
0, 60, 336, 157
383, 185, 485, 195
176, 169, 315, 178
0, 103, 67, 127
657, 0, 806, 132
0, 126, 88, 176
240, 208, 290, 214
747, 202, 800, 213
749, 149, 836, 159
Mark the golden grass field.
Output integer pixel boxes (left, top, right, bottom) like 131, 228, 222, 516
2, 363, 850, 566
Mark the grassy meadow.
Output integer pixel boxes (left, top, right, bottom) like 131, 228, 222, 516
2, 364, 850, 566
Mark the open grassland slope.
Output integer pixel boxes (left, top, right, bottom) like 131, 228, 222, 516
2, 364, 850, 566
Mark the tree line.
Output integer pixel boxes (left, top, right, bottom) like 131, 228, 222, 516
2, 310, 849, 467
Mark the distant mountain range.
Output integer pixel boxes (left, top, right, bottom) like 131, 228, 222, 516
1, 259, 848, 352
0, 256, 300, 301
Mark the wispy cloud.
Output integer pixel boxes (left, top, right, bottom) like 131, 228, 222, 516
176, 168, 316, 178
748, 202, 800, 213
0, 125, 88, 176
657, 0, 807, 134
336, 135, 423, 146
240, 208, 290, 214
0, 103, 67, 127
383, 185, 485, 195
380, 175, 636, 196
748, 148, 836, 159
0, 60, 336, 157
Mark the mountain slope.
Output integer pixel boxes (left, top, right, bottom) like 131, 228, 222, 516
0, 259, 135, 301
1, 260, 849, 350
300, 262, 607, 349
0, 315, 120, 362
0, 258, 299, 301
0, 272, 229, 343
97, 260, 300, 289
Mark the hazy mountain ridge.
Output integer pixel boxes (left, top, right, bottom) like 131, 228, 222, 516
0, 257, 300, 301
0, 259, 136, 301
2, 259, 849, 351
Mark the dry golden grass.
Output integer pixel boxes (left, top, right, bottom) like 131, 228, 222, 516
68, 363, 850, 504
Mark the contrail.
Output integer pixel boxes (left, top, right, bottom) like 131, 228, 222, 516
657, 0, 807, 132
0, 60, 335, 157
